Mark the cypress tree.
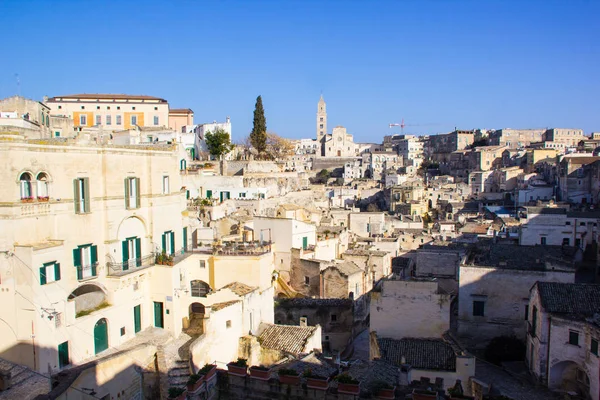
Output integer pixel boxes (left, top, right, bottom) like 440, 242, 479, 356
250, 95, 267, 153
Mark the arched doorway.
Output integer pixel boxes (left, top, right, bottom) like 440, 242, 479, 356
187, 303, 206, 334
94, 318, 108, 355
549, 360, 590, 398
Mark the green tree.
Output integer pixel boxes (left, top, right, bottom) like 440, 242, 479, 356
250, 95, 267, 154
205, 128, 234, 159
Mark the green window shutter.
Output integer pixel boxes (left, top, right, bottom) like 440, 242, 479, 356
170, 233, 175, 255
183, 228, 188, 251
40, 266, 47, 285
90, 245, 98, 276
135, 178, 140, 208
162, 234, 166, 253
83, 178, 90, 213
124, 178, 130, 208
73, 248, 81, 267
73, 179, 80, 214
135, 238, 141, 266
122, 240, 129, 262
54, 263, 61, 281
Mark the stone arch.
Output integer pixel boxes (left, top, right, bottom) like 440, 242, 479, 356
116, 215, 148, 241
36, 172, 50, 198
187, 302, 206, 334
190, 280, 211, 298
18, 171, 33, 199
549, 360, 590, 396
68, 283, 108, 316
93, 318, 109, 354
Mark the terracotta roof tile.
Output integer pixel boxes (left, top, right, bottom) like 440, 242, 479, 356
222, 282, 257, 296
537, 282, 600, 316
257, 323, 317, 354
377, 337, 456, 371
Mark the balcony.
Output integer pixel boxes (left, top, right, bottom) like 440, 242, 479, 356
77, 262, 99, 281
190, 241, 272, 256
106, 253, 156, 277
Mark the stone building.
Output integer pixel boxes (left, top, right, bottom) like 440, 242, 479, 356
370, 277, 451, 340
425, 130, 475, 163
321, 261, 365, 299
543, 128, 586, 148
457, 242, 578, 347
274, 298, 354, 353
397, 135, 424, 167
342, 248, 392, 282
168, 108, 194, 132
315, 96, 359, 158
557, 155, 600, 204
45, 93, 170, 130
348, 212, 386, 237
470, 145, 506, 172
527, 282, 600, 400
488, 128, 546, 149
0, 95, 52, 138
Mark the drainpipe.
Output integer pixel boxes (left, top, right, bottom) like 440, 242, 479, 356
545, 315, 552, 385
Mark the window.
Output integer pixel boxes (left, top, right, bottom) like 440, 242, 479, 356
95, 115, 101, 125
575, 238, 581, 247
304, 276, 310, 285
154, 107, 158, 110
162, 231, 175, 255
58, 105, 62, 109
40, 262, 60, 285
122, 236, 141, 269
116, 115, 122, 125
162, 176, 169, 194
154, 116, 159, 126
79, 114, 87, 126
55, 312, 62, 328
132, 107, 136, 110
569, 331, 579, 346
73, 177, 90, 213
541, 237, 547, 245
473, 301, 485, 317
592, 339, 599, 356
107, 106, 111, 110
226, 320, 232, 328
330, 314, 337, 322
106, 115, 111, 125
131, 115, 137, 126
566, 221, 571, 225
320, 117, 323, 122
120, 327, 126, 336
581, 222, 586, 226
524, 305, 529, 321
73, 244, 98, 279
117, 106, 121, 110
562, 238, 570, 246
19, 172, 32, 199
96, 106, 100, 110
199, 260, 206, 269
320, 124, 323, 129
80, 106, 85, 110
124, 177, 140, 209
191, 280, 210, 297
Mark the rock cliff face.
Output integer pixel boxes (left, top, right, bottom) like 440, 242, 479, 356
243, 176, 302, 198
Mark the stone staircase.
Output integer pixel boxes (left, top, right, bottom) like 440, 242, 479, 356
158, 331, 200, 398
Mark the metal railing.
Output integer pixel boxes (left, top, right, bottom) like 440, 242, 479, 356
191, 241, 272, 256
77, 262, 100, 280
106, 253, 156, 277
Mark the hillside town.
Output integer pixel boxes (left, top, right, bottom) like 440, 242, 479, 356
1, 92, 600, 400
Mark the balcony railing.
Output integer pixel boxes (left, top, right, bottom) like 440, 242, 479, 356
190, 241, 272, 256
106, 253, 156, 277
77, 262, 99, 281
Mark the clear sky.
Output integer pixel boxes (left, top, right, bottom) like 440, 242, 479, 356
1, 1, 598, 142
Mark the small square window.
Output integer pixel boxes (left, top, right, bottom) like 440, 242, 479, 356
592, 339, 599, 356
81, 106, 85, 110
120, 327, 126, 336
58, 105, 62, 109
304, 276, 310, 285
117, 106, 121, 110
154, 106, 158, 110
331, 314, 337, 322
563, 238, 570, 246
132, 106, 136, 110
566, 221, 571, 226
580, 222, 586, 227
226, 320, 232, 328
473, 301, 485, 317
96, 106, 100, 110
166, 309, 170, 315
107, 106, 111, 110
199, 260, 206, 268
325, 335, 329, 340
569, 331, 579, 346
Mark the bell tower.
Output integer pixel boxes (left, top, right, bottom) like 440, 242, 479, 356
317, 95, 327, 141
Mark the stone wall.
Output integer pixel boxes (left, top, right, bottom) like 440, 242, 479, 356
312, 157, 359, 172
290, 248, 323, 297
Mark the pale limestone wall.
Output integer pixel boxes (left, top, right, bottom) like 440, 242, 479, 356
348, 212, 385, 237
371, 280, 451, 340
458, 266, 575, 345
57, 344, 156, 400
190, 301, 244, 371
211, 252, 274, 292
416, 248, 463, 278
410, 354, 475, 390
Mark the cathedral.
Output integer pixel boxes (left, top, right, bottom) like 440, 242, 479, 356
316, 95, 359, 158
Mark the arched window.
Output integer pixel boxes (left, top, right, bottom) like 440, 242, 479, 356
19, 173, 32, 199
190, 280, 210, 297
37, 172, 49, 199
180, 159, 187, 171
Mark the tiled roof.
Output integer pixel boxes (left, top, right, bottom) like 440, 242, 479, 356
346, 359, 399, 390
222, 282, 257, 296
48, 93, 167, 102
326, 261, 362, 276
274, 352, 337, 379
537, 282, 600, 316
211, 300, 240, 312
169, 108, 193, 114
526, 206, 567, 215
257, 323, 317, 355
275, 298, 352, 308
377, 337, 456, 371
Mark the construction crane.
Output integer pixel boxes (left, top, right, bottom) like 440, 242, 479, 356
389, 118, 439, 135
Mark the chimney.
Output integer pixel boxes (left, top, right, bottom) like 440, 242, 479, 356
299, 317, 307, 327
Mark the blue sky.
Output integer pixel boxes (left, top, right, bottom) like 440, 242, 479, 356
1, 1, 598, 142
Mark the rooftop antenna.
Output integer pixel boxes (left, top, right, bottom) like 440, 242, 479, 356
15, 73, 20, 96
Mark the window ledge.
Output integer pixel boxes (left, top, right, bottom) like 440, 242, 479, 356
78, 275, 98, 282
566, 343, 581, 348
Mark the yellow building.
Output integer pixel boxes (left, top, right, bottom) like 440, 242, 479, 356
168, 108, 194, 132
46, 93, 170, 130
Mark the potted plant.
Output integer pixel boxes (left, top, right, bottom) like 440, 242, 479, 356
249, 365, 272, 380
168, 387, 187, 400
21, 196, 34, 203
336, 373, 360, 395
37, 196, 49, 202
412, 389, 438, 400
277, 368, 300, 385
199, 363, 217, 382
187, 374, 203, 392
370, 380, 395, 399
303, 369, 329, 390
227, 358, 248, 376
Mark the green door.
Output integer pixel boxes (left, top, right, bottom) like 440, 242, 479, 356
206, 190, 212, 199
134, 305, 141, 334
58, 341, 69, 368
94, 318, 108, 355
302, 237, 308, 249
154, 302, 164, 328
183, 227, 188, 252
219, 192, 224, 202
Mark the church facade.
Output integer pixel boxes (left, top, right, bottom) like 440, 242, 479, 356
316, 95, 359, 158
